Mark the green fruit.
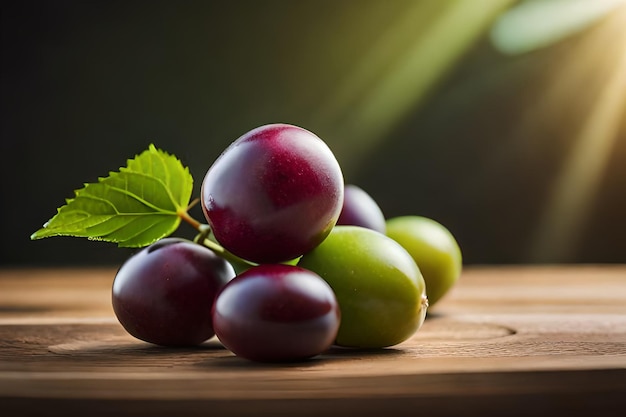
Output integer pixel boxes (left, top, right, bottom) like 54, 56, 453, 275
298, 226, 427, 348
386, 216, 462, 307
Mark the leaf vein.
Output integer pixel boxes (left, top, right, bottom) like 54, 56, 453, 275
105, 184, 177, 214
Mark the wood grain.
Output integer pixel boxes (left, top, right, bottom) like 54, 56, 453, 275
0, 265, 625, 416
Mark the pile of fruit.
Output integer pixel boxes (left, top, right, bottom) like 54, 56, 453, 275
32, 124, 462, 362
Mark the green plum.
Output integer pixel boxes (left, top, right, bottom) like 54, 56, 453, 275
298, 226, 427, 348
386, 216, 462, 307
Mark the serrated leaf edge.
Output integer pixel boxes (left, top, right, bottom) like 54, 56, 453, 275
31, 144, 193, 248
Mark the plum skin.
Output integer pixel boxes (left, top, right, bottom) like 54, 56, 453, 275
212, 264, 341, 362
201, 123, 344, 264
112, 238, 235, 346
337, 184, 386, 233
386, 216, 462, 306
298, 226, 427, 348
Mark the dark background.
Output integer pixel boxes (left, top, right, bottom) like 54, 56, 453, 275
2, 0, 625, 266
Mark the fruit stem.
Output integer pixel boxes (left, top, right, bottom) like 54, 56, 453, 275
177, 208, 202, 230
178, 207, 256, 270
198, 236, 254, 267
186, 197, 200, 211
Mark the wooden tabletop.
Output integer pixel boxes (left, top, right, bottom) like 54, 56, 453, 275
1, 265, 625, 416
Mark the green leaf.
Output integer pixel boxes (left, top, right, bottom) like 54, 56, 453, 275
31, 144, 194, 247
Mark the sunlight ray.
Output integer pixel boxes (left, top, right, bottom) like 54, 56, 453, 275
315, 0, 514, 176
529, 6, 626, 262
491, 0, 626, 54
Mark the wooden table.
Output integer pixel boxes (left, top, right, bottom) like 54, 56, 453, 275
1, 266, 625, 416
